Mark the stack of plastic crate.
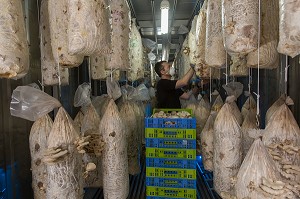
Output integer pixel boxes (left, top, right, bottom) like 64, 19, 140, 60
145, 109, 197, 199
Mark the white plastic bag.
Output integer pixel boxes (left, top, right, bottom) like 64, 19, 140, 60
133, 84, 150, 101
10, 86, 61, 121
106, 77, 122, 100
223, 82, 244, 99
73, 83, 91, 108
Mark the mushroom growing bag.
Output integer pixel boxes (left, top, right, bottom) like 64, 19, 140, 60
205, 0, 226, 68
263, 104, 300, 176
277, 0, 300, 58
81, 104, 104, 187
68, 0, 111, 56
107, 0, 130, 70
222, 0, 259, 54
48, 0, 84, 67
265, 95, 286, 125
40, 0, 69, 86
247, 0, 279, 69
0, 0, 29, 79
128, 19, 144, 81
100, 99, 129, 199
236, 139, 282, 199
241, 93, 257, 120
46, 108, 83, 198
214, 103, 242, 197
229, 54, 248, 77
119, 101, 140, 175
29, 114, 53, 199
241, 111, 257, 160
201, 112, 217, 171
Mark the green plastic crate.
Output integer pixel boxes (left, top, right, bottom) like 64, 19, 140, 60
146, 186, 196, 198
145, 128, 196, 139
146, 147, 196, 159
146, 167, 196, 179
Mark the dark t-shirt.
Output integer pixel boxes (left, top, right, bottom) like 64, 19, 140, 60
156, 79, 184, 108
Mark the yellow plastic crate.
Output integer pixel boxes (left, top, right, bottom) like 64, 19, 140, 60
146, 147, 196, 159
145, 128, 196, 139
146, 186, 196, 198
146, 167, 196, 179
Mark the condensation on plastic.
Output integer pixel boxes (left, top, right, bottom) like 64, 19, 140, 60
90, 54, 108, 80
222, 82, 244, 99
0, 0, 29, 79
178, 25, 189, 34
229, 54, 249, 77
147, 52, 156, 61
128, 19, 144, 82
188, 15, 198, 65
107, 0, 131, 70
40, 0, 69, 86
120, 85, 136, 101
121, 84, 150, 101
205, 0, 226, 68
133, 84, 150, 101
106, 77, 122, 100
68, 0, 111, 56
27, 83, 41, 90
149, 87, 156, 98
74, 83, 92, 108
213, 103, 242, 196
236, 139, 282, 199
277, 0, 300, 58
10, 86, 61, 121
247, 0, 279, 69
48, 0, 84, 67
178, 36, 190, 78
142, 38, 156, 51
222, 0, 259, 54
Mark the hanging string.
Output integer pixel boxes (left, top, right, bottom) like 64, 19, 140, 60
284, 55, 289, 96
254, 0, 261, 128
88, 56, 92, 98
248, 67, 252, 93
53, 5, 62, 99
88, 57, 92, 86
224, 53, 228, 85
279, 55, 284, 95
209, 67, 212, 103
37, 0, 45, 92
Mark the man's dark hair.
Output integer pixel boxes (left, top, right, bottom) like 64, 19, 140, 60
154, 61, 166, 77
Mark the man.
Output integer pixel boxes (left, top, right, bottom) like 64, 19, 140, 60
154, 61, 196, 108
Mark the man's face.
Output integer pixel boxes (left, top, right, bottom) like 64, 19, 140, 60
160, 62, 171, 75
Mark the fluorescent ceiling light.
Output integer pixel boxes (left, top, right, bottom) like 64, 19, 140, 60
160, 0, 169, 34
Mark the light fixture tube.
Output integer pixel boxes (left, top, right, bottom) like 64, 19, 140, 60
160, 0, 169, 34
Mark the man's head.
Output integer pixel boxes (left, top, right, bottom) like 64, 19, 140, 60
155, 61, 171, 78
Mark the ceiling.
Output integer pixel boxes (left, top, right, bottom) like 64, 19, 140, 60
127, 0, 203, 61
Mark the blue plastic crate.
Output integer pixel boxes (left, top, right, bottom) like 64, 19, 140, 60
146, 138, 196, 149
146, 177, 197, 189
145, 128, 196, 139
146, 197, 193, 199
146, 186, 196, 198
146, 197, 196, 199
146, 158, 196, 169
145, 117, 196, 129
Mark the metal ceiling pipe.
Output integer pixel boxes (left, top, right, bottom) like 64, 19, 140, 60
150, 0, 158, 56
161, 34, 169, 61
161, 0, 177, 62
